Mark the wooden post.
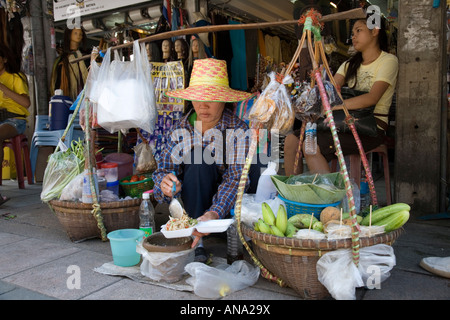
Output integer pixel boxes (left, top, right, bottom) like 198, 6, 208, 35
396, 0, 447, 216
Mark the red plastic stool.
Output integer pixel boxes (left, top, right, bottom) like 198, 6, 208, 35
330, 144, 392, 205
1, 134, 34, 189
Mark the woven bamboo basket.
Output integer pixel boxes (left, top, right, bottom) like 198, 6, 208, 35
242, 224, 403, 300
49, 199, 141, 242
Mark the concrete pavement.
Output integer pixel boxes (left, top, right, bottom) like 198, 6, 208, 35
0, 177, 449, 301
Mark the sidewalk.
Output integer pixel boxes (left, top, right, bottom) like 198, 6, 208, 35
0, 178, 449, 300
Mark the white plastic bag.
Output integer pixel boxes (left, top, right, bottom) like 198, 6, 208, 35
59, 172, 84, 201
316, 244, 396, 300
254, 161, 278, 203
185, 259, 260, 299
136, 241, 194, 283
92, 40, 157, 133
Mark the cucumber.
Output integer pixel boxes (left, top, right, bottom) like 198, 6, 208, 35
361, 203, 411, 226
372, 210, 410, 232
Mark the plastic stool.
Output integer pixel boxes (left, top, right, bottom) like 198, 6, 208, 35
330, 144, 391, 205
1, 134, 34, 188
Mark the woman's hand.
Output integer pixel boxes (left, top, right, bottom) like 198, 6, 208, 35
191, 211, 219, 248
160, 172, 181, 197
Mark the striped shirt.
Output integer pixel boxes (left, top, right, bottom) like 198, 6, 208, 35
152, 107, 251, 219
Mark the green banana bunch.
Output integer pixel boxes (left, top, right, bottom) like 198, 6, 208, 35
254, 204, 325, 238
285, 221, 299, 237
256, 219, 271, 234
275, 204, 288, 235
288, 214, 319, 229
262, 202, 276, 226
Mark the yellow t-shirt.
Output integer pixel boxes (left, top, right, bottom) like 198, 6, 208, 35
0, 71, 30, 117
336, 51, 398, 127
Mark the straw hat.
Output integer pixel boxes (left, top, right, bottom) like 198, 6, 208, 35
165, 58, 252, 102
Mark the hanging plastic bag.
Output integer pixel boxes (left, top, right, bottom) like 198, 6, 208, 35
270, 74, 295, 135
79, 50, 101, 129
185, 258, 260, 299
316, 244, 396, 300
248, 72, 280, 123
92, 40, 157, 134
248, 72, 295, 135
133, 141, 157, 173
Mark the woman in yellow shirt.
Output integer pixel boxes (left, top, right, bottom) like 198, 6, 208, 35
0, 46, 31, 205
284, 17, 398, 175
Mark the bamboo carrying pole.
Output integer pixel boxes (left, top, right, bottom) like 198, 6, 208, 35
233, 9, 371, 282
70, 8, 366, 64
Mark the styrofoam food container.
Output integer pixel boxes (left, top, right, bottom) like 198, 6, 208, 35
160, 224, 194, 238
195, 219, 234, 233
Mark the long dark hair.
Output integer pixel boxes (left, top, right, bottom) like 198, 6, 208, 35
0, 45, 27, 86
344, 17, 388, 87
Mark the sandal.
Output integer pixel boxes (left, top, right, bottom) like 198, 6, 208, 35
0, 195, 10, 206
194, 247, 208, 263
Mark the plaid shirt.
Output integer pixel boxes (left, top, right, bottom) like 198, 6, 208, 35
152, 108, 251, 219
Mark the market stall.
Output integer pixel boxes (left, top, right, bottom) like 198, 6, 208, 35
40, 7, 409, 300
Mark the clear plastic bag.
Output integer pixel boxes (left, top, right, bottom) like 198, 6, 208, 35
316, 244, 396, 300
92, 40, 157, 134
185, 258, 260, 299
133, 141, 156, 173
248, 72, 280, 123
41, 151, 84, 202
271, 74, 295, 135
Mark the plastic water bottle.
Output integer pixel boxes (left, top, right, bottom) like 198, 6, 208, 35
304, 122, 317, 155
139, 191, 156, 238
255, 161, 278, 203
82, 169, 99, 204
226, 209, 244, 264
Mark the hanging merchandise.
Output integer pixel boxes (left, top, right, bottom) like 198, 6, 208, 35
137, 61, 185, 161
162, 0, 171, 26
91, 40, 157, 134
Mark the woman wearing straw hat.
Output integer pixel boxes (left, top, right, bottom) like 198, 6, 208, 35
152, 58, 255, 262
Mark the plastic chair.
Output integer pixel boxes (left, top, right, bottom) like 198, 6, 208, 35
30, 114, 78, 179
330, 144, 392, 205
0, 134, 33, 188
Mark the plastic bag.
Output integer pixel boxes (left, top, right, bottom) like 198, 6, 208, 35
92, 40, 157, 134
270, 74, 295, 135
185, 258, 260, 299
294, 229, 326, 240
136, 241, 195, 283
133, 141, 156, 173
78, 48, 101, 129
59, 172, 84, 201
248, 72, 295, 135
316, 244, 396, 300
41, 151, 84, 202
254, 161, 278, 203
248, 72, 280, 123
240, 193, 285, 227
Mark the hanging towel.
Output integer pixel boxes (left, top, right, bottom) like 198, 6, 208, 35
228, 20, 247, 91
